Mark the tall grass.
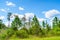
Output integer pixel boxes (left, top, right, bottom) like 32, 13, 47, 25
9, 36, 60, 40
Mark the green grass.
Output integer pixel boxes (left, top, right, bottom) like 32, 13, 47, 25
8, 36, 60, 40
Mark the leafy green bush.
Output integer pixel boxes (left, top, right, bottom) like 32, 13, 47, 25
6, 29, 14, 37
0, 33, 7, 40
0, 29, 15, 40
29, 26, 40, 36
16, 29, 29, 38
0, 29, 7, 40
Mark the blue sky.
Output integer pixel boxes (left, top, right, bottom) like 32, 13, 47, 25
0, 0, 60, 26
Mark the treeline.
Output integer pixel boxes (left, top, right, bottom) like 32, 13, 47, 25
0, 13, 60, 40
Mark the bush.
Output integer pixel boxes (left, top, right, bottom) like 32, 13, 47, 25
0, 29, 7, 40
6, 29, 14, 37
29, 26, 40, 36
16, 29, 29, 38
0, 29, 14, 40
38, 29, 47, 37
0, 33, 7, 40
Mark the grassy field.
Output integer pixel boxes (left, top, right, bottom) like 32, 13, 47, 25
9, 36, 60, 40
0, 29, 60, 40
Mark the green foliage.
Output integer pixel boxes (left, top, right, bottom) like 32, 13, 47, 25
0, 19, 3, 29
32, 15, 40, 27
39, 30, 46, 37
0, 29, 7, 40
7, 12, 12, 27
7, 12, 12, 21
29, 15, 41, 35
52, 27, 60, 36
11, 16, 22, 30
29, 26, 40, 35
42, 21, 45, 28
1, 13, 60, 40
0, 19, 6, 29
58, 20, 60, 28
22, 15, 26, 27
53, 17, 59, 28
0, 29, 15, 40
16, 29, 29, 38
8, 36, 60, 40
6, 29, 14, 37
21, 27, 29, 34
52, 17, 60, 36
46, 21, 51, 33
0, 33, 7, 40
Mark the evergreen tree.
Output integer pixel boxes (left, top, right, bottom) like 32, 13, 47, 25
11, 16, 22, 30
28, 17, 31, 28
0, 19, 3, 29
42, 21, 46, 29
32, 15, 40, 27
0, 19, 6, 29
22, 15, 26, 27
52, 17, 60, 35
53, 17, 59, 28
46, 21, 51, 32
58, 20, 60, 28
7, 12, 12, 27
29, 15, 41, 35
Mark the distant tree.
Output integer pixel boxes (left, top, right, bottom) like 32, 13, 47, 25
28, 17, 31, 28
41, 21, 47, 36
52, 17, 60, 35
46, 21, 51, 32
16, 29, 29, 38
7, 12, 12, 27
0, 19, 3, 29
58, 20, 60, 28
11, 16, 22, 30
29, 15, 41, 35
22, 15, 26, 27
32, 15, 40, 27
53, 17, 59, 28
25, 17, 31, 29
0, 19, 6, 29
42, 21, 46, 29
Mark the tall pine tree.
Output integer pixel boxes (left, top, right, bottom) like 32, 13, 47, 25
11, 16, 22, 30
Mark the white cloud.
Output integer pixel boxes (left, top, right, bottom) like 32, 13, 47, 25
25, 13, 34, 19
24, 13, 34, 22
6, 1, 15, 7
19, 7, 24, 10
0, 16, 4, 20
18, 14, 24, 18
0, 9, 7, 12
49, 17, 56, 28
4, 21, 12, 27
38, 18, 46, 22
42, 9, 60, 18
10, 13, 34, 22
10, 14, 15, 20
11, 13, 34, 20
10, 13, 24, 20
4, 22, 8, 27
8, 13, 25, 26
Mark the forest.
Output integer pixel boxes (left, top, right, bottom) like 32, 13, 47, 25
0, 12, 60, 40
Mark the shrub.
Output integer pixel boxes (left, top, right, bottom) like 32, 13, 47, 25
29, 26, 40, 36
6, 29, 14, 38
0, 29, 7, 40
0, 33, 7, 40
16, 29, 29, 38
